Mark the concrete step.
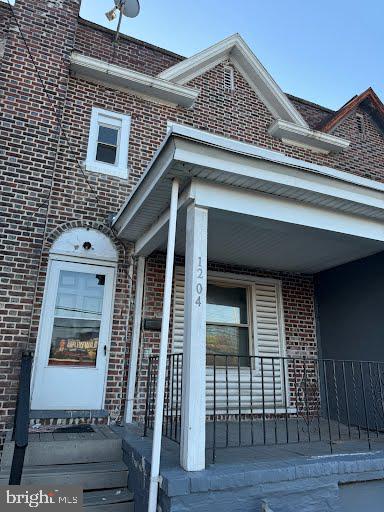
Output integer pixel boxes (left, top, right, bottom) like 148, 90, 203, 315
83, 488, 134, 511
0, 461, 129, 490
1, 437, 122, 467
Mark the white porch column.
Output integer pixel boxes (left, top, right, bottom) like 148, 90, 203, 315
180, 204, 208, 471
124, 256, 145, 424
148, 179, 179, 512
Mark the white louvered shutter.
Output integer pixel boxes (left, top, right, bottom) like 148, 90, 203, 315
172, 267, 185, 354
171, 266, 286, 413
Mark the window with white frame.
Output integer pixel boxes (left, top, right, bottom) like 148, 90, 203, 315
85, 107, 131, 179
206, 281, 251, 367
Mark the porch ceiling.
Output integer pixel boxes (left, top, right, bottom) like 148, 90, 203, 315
160, 207, 383, 273
113, 124, 384, 273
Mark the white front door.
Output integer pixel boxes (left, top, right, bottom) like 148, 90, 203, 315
31, 260, 115, 410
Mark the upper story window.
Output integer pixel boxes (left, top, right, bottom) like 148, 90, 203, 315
85, 107, 131, 179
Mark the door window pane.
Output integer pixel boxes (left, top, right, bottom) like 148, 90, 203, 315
48, 271, 105, 367
206, 283, 250, 366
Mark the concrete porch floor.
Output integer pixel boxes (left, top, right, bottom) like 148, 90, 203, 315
114, 422, 384, 512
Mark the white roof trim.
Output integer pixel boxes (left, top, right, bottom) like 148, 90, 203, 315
158, 34, 308, 127
70, 53, 199, 108
112, 124, 384, 241
169, 124, 378, 192
268, 119, 350, 154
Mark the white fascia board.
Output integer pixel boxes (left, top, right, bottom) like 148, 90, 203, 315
170, 124, 384, 196
174, 138, 384, 212
158, 34, 308, 127
113, 138, 176, 236
191, 180, 384, 242
70, 53, 199, 108
268, 119, 350, 154
158, 34, 237, 82
229, 39, 308, 127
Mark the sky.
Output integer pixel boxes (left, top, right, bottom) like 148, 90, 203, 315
61, 1, 384, 110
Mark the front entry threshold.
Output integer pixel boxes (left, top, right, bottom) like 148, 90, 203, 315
30, 409, 109, 421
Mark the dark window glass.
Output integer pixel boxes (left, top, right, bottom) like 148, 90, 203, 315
96, 143, 117, 164
96, 125, 119, 164
207, 285, 248, 324
98, 126, 118, 145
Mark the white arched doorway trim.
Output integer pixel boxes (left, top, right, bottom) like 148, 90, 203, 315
50, 227, 119, 265
31, 228, 118, 411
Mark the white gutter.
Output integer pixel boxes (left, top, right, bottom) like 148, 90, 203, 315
70, 53, 199, 108
147, 179, 179, 512
268, 119, 350, 154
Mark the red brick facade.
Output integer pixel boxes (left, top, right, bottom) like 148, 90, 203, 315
0, 0, 383, 447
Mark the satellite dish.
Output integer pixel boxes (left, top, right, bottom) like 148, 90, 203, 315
114, 0, 140, 18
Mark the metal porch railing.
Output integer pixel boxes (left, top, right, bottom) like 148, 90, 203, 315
144, 353, 384, 462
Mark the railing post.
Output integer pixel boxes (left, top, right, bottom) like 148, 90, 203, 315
144, 356, 152, 438
9, 351, 33, 485
180, 204, 208, 471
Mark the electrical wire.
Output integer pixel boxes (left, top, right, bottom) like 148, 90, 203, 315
5, 0, 102, 208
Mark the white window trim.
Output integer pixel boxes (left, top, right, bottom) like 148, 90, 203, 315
206, 277, 253, 364
85, 107, 131, 179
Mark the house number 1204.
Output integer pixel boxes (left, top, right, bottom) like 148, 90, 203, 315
195, 256, 204, 306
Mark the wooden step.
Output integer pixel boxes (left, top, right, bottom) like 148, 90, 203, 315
0, 462, 128, 490
83, 488, 134, 511
1, 436, 122, 467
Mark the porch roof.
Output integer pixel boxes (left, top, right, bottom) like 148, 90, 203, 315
113, 124, 384, 273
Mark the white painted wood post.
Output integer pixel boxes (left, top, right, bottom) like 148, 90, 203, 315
180, 204, 208, 471
124, 256, 145, 424
148, 179, 179, 512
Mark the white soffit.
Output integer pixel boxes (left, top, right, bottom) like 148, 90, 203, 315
70, 53, 199, 108
158, 34, 350, 153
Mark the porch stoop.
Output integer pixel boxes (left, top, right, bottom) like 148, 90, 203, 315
0, 425, 134, 511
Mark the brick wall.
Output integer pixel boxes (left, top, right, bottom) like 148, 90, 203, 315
0, 0, 383, 442
0, 3, 10, 61
0, 0, 83, 442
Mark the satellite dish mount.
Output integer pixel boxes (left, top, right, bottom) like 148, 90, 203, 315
105, 0, 141, 42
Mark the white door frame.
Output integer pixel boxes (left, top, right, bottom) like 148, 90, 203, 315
31, 256, 117, 410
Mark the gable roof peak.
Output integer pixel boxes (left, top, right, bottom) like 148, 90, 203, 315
158, 34, 308, 127
320, 87, 384, 133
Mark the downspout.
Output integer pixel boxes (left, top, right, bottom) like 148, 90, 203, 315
148, 178, 180, 512
124, 255, 146, 423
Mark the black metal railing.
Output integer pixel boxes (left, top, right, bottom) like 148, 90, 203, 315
9, 351, 33, 485
144, 353, 183, 443
144, 353, 384, 462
